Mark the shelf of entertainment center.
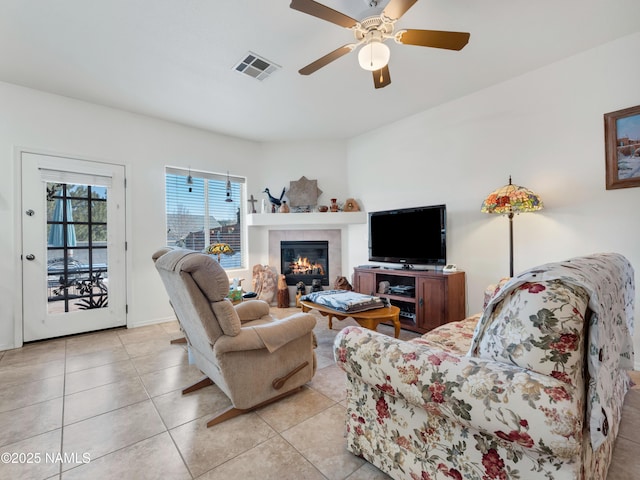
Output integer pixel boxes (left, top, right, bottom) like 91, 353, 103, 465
377, 292, 416, 303
352, 266, 466, 334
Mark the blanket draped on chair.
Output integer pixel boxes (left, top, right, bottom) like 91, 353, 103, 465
469, 252, 635, 449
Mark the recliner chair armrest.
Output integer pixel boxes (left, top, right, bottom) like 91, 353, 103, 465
215, 313, 316, 354
234, 299, 271, 322
334, 326, 583, 461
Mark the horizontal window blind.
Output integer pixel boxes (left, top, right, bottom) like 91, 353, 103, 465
165, 167, 245, 184
165, 167, 244, 270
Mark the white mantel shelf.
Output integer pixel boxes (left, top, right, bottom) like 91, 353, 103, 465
247, 212, 366, 227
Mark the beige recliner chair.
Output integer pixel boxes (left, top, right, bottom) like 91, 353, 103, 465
153, 247, 317, 427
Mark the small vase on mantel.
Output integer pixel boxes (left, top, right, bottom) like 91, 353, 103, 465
330, 198, 339, 212
279, 201, 290, 213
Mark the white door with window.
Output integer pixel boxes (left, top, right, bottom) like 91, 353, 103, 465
21, 152, 127, 341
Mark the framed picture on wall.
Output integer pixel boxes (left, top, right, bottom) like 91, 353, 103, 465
604, 104, 640, 190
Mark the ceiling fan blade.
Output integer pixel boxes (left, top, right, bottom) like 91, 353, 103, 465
397, 29, 470, 50
373, 65, 391, 89
382, 0, 418, 21
299, 44, 356, 75
290, 0, 358, 28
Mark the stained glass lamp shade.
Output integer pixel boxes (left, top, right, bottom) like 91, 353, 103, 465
206, 243, 234, 262
481, 176, 543, 276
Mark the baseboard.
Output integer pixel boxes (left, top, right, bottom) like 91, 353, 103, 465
0, 342, 18, 352
127, 315, 177, 329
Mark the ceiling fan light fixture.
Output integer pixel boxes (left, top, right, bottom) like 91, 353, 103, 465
357, 40, 390, 71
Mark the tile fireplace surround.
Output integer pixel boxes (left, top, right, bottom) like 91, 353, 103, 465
268, 230, 342, 291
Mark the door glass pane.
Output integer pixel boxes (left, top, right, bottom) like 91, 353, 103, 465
46, 182, 109, 314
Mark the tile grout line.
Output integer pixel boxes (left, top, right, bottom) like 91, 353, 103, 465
276, 399, 344, 480
136, 333, 197, 480
58, 337, 68, 478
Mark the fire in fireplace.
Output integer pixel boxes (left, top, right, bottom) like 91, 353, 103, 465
288, 256, 324, 276
281, 240, 329, 286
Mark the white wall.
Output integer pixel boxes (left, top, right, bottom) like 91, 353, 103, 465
245, 140, 351, 282
346, 32, 640, 366
0, 82, 348, 350
2, 32, 639, 363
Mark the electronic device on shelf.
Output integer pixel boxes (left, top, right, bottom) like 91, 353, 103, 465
399, 311, 416, 320
368, 204, 446, 267
388, 285, 415, 295
443, 264, 458, 273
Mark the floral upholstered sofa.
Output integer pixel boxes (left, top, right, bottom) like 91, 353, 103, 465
334, 253, 635, 480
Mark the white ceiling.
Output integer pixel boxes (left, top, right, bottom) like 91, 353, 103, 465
2, 0, 639, 142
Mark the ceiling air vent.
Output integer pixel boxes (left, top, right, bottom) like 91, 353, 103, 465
234, 52, 280, 81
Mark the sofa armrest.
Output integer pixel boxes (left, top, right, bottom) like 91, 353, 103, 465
215, 313, 316, 354
334, 326, 584, 460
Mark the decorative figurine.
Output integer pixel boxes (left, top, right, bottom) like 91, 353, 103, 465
277, 274, 290, 308
263, 187, 286, 208
247, 194, 257, 214
330, 198, 339, 212
279, 200, 290, 213
295, 281, 306, 307
334, 276, 353, 291
343, 198, 360, 212
252, 264, 277, 304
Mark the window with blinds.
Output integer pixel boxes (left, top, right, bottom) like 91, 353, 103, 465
165, 167, 245, 270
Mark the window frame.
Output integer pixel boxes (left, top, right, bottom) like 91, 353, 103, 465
165, 166, 246, 271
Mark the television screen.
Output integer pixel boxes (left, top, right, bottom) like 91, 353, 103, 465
368, 204, 446, 266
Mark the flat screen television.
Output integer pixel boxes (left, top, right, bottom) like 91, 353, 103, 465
368, 204, 446, 267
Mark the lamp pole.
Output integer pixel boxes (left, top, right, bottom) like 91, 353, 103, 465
508, 211, 514, 277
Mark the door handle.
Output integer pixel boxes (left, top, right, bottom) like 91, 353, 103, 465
25, 254, 35, 261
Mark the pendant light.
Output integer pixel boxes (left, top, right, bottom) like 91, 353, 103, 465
225, 171, 233, 202
186, 167, 193, 193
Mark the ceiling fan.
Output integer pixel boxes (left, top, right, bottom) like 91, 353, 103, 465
290, 0, 470, 89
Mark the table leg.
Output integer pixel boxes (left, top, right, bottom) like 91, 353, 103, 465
392, 314, 401, 339
305, 306, 335, 330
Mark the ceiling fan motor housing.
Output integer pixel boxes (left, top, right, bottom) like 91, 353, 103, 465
354, 16, 395, 42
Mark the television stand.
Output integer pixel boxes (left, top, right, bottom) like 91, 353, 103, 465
352, 266, 466, 334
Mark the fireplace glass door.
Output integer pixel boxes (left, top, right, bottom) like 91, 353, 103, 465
281, 241, 329, 286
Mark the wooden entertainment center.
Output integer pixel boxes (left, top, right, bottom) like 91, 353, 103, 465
352, 266, 466, 334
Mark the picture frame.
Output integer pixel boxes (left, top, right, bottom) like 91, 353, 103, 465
604, 104, 640, 190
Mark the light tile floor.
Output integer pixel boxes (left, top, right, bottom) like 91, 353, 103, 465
0, 308, 637, 479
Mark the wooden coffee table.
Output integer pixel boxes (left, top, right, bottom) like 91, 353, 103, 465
300, 300, 401, 338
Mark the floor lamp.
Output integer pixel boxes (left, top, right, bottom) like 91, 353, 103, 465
481, 176, 544, 277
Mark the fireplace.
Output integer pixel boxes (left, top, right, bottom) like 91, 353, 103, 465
281, 240, 329, 286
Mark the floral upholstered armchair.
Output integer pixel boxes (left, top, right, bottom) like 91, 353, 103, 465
334, 253, 634, 480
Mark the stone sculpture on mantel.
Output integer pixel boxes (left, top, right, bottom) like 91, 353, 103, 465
287, 176, 322, 211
